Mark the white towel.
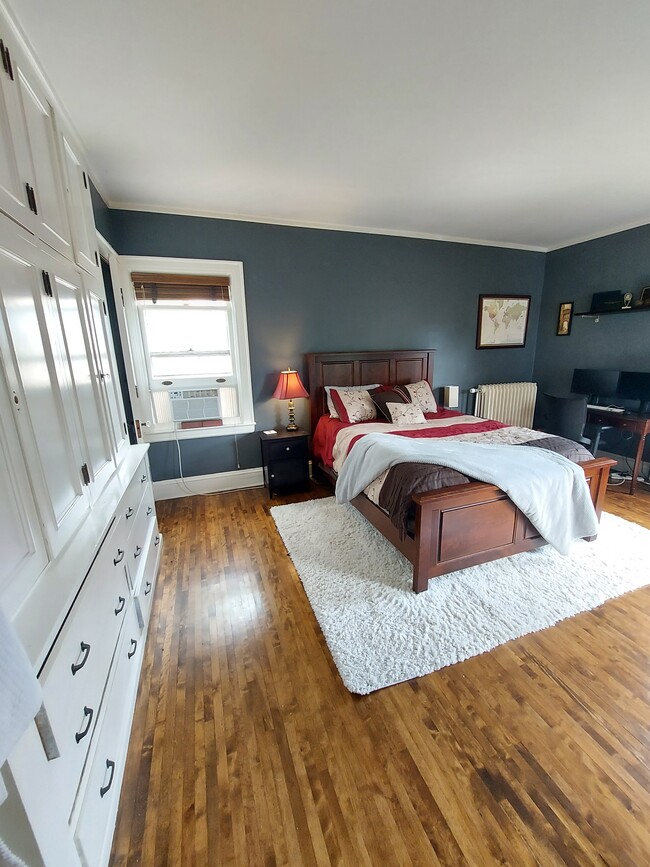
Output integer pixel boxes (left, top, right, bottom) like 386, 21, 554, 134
0, 607, 41, 805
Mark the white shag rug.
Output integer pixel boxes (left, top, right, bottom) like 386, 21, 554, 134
270, 497, 650, 694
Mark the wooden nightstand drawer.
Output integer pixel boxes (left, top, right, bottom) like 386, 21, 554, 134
265, 438, 308, 462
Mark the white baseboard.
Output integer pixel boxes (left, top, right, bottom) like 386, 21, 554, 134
153, 467, 264, 500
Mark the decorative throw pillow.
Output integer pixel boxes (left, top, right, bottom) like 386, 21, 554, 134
395, 380, 438, 413
372, 388, 409, 421
386, 402, 427, 425
329, 388, 377, 424
325, 384, 381, 418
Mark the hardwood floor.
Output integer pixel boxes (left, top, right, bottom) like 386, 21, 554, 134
111, 483, 650, 866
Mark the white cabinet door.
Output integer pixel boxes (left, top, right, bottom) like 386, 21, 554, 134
15, 57, 73, 260
0, 221, 89, 557
0, 350, 48, 616
85, 278, 128, 458
51, 264, 115, 500
61, 136, 100, 276
0, 33, 33, 229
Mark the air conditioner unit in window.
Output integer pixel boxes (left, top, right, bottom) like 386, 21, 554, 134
168, 388, 221, 421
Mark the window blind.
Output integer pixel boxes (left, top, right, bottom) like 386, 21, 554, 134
131, 272, 230, 303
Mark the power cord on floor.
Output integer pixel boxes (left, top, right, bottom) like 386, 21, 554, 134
174, 423, 241, 497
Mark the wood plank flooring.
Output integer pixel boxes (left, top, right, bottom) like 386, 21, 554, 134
110, 483, 650, 866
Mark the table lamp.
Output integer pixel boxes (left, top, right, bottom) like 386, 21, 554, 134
272, 369, 309, 430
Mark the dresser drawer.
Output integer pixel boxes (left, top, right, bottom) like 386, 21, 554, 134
125, 486, 155, 590
74, 603, 144, 867
134, 527, 161, 630
40, 522, 131, 815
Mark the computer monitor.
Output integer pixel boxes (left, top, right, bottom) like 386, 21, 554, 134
570, 368, 620, 404
617, 371, 650, 415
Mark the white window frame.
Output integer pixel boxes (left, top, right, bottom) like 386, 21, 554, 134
116, 255, 255, 441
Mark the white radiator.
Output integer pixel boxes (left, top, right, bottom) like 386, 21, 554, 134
474, 381, 537, 428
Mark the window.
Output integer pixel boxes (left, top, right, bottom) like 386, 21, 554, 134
118, 258, 254, 440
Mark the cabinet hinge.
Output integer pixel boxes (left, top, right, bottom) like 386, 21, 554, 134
94, 250, 99, 266
123, 422, 128, 435
134, 385, 139, 398
102, 299, 107, 315
41, 270, 53, 297
120, 287, 125, 307
81, 463, 91, 486
0, 40, 14, 80
82, 171, 88, 190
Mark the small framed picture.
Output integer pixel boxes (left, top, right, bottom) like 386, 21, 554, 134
556, 301, 573, 336
640, 286, 650, 306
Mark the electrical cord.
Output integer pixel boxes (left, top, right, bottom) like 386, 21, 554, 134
173, 421, 241, 497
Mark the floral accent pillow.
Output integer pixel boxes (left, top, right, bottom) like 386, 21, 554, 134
395, 380, 438, 413
329, 388, 377, 423
386, 402, 427, 425
325, 384, 381, 418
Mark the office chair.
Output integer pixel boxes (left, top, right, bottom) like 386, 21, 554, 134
539, 393, 593, 447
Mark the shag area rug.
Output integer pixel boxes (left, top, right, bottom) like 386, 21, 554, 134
270, 497, 650, 694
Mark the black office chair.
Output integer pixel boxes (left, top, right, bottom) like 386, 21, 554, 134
538, 393, 593, 447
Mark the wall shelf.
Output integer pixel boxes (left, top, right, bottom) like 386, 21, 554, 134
575, 305, 650, 320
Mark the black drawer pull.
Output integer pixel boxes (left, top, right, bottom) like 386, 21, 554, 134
99, 759, 115, 798
127, 639, 138, 659
140, 474, 147, 483
75, 706, 94, 743
113, 548, 124, 565
144, 581, 152, 596
125, 506, 134, 519
114, 596, 125, 615
154, 535, 160, 547
134, 545, 142, 559
146, 506, 153, 516
71, 642, 90, 675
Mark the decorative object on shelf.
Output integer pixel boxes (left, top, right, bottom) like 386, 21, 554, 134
640, 286, 650, 306
622, 292, 633, 309
443, 385, 460, 409
476, 295, 531, 349
589, 290, 623, 314
556, 301, 574, 336
272, 369, 309, 430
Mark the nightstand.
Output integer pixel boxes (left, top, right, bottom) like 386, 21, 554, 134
260, 429, 310, 497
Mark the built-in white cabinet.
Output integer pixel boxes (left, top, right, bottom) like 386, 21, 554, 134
61, 135, 101, 277
0, 28, 72, 260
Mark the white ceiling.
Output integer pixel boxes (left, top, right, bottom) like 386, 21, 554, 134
9, 0, 650, 250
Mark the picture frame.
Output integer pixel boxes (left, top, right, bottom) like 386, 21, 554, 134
476, 294, 531, 349
556, 301, 573, 336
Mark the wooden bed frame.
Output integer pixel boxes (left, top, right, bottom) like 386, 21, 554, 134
306, 349, 615, 593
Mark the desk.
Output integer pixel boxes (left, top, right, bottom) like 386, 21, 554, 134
587, 409, 650, 496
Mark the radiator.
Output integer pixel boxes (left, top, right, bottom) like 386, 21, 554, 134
474, 381, 537, 428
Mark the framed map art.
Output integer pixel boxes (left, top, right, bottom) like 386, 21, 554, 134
476, 294, 531, 349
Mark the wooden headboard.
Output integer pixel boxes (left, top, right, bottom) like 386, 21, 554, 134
306, 349, 435, 433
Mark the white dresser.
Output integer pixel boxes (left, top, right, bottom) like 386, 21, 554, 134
0, 4, 161, 863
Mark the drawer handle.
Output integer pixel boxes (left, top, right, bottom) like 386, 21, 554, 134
140, 474, 147, 483
146, 506, 153, 516
71, 642, 90, 675
75, 706, 94, 743
127, 639, 138, 659
154, 535, 160, 547
125, 506, 134, 519
113, 548, 125, 565
134, 545, 142, 559
144, 581, 152, 596
99, 759, 115, 798
114, 596, 125, 615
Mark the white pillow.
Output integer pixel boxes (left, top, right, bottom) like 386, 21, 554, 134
325, 384, 380, 418
386, 402, 427, 425
397, 380, 437, 413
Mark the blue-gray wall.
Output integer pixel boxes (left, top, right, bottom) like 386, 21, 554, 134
534, 224, 650, 462
107, 210, 545, 480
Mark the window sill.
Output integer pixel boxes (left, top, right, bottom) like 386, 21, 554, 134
142, 422, 256, 442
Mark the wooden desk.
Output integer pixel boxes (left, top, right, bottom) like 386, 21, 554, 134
587, 409, 650, 496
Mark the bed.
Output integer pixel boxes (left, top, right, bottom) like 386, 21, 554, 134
306, 349, 615, 593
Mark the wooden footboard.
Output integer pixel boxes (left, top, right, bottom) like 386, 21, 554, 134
350, 456, 615, 593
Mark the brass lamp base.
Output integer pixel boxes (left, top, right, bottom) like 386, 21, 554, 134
286, 398, 298, 431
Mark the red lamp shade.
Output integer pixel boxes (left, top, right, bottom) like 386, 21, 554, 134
272, 369, 309, 400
